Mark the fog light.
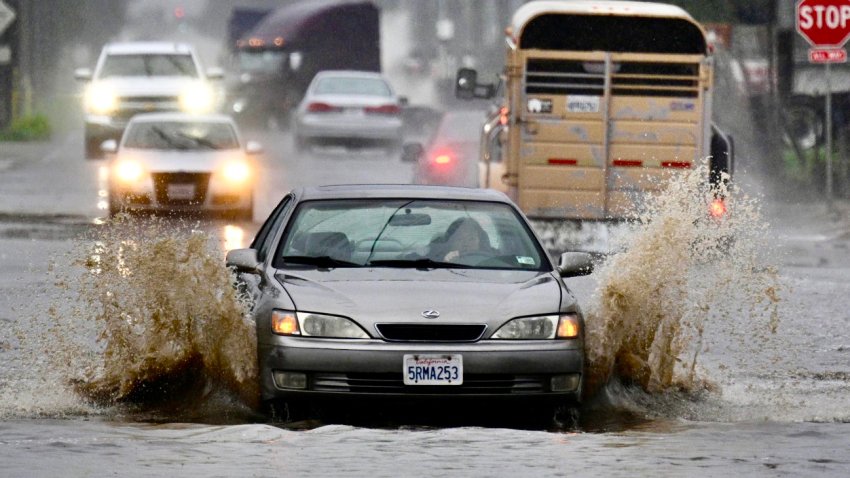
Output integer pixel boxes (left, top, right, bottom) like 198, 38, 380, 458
551, 374, 580, 392
273, 371, 307, 390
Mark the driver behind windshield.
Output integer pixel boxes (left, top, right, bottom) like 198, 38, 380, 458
429, 217, 493, 262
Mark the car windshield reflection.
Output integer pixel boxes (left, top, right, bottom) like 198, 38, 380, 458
274, 199, 548, 271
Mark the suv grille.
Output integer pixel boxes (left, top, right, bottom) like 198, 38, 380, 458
375, 324, 486, 342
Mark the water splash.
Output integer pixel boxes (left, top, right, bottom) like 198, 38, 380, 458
581, 167, 781, 398
61, 215, 259, 412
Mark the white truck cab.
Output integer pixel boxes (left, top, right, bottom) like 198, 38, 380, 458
75, 42, 223, 159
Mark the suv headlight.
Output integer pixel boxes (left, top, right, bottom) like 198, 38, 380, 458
271, 310, 369, 339
180, 83, 215, 113
491, 314, 580, 340
221, 160, 251, 184
84, 85, 118, 115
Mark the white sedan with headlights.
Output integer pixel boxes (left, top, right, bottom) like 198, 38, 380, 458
103, 113, 260, 220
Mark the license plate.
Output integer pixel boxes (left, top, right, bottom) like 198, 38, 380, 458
403, 354, 462, 385
167, 183, 195, 200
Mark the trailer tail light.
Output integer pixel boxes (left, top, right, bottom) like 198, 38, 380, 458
709, 198, 727, 218
307, 102, 342, 113
613, 159, 643, 167
365, 104, 400, 115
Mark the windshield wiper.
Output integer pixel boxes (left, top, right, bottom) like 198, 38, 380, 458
175, 132, 218, 150
151, 126, 187, 149
282, 255, 360, 268
367, 258, 474, 269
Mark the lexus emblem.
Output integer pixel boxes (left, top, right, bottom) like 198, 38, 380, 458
421, 310, 440, 319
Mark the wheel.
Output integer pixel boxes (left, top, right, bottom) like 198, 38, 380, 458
85, 133, 104, 160
107, 191, 121, 217
295, 135, 309, 154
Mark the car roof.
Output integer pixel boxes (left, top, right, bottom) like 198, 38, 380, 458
127, 112, 237, 124
294, 184, 513, 203
103, 42, 197, 55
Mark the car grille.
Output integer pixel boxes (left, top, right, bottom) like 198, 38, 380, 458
375, 324, 487, 342
312, 373, 546, 394
114, 96, 181, 121
152, 172, 210, 206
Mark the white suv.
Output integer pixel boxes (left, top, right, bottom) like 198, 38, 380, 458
75, 42, 223, 159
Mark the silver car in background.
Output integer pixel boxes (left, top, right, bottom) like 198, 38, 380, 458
104, 112, 260, 219
227, 185, 593, 421
293, 71, 405, 153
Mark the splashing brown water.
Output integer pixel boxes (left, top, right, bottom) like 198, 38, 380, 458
62, 216, 259, 411
582, 168, 781, 398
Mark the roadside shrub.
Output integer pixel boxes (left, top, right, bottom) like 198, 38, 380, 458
0, 114, 52, 141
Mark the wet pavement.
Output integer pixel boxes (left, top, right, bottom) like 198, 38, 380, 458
2, 132, 850, 476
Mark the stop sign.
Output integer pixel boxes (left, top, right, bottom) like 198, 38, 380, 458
797, 0, 850, 47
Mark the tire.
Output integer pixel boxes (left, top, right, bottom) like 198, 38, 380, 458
85, 134, 104, 160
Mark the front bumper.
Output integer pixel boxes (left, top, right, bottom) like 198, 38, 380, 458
110, 172, 252, 212
296, 114, 402, 141
258, 337, 584, 401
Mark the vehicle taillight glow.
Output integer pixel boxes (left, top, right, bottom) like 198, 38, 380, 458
434, 154, 452, 165
365, 104, 400, 115
709, 198, 727, 218
307, 102, 341, 113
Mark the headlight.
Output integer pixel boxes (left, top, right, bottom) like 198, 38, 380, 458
271, 310, 369, 339
491, 314, 580, 340
221, 161, 251, 183
179, 84, 215, 113
84, 85, 118, 114
113, 159, 145, 183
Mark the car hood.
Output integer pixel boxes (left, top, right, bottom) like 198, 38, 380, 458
93, 77, 203, 97
116, 149, 246, 172
276, 268, 565, 333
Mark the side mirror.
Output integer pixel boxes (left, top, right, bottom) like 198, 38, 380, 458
557, 252, 593, 277
226, 248, 261, 274
74, 68, 92, 81
206, 67, 225, 80
100, 139, 118, 155
245, 141, 263, 155
398, 96, 409, 107
456, 68, 496, 100
456, 68, 478, 100
401, 142, 424, 163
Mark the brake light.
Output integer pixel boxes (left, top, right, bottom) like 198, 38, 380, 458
499, 106, 509, 126
709, 198, 727, 218
434, 154, 452, 165
365, 104, 400, 115
307, 102, 341, 113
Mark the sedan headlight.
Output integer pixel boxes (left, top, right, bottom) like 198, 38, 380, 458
491, 314, 580, 340
221, 161, 251, 184
84, 85, 118, 115
113, 159, 145, 183
271, 310, 369, 339
179, 83, 215, 113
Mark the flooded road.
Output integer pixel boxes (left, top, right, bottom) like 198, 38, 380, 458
1, 132, 850, 476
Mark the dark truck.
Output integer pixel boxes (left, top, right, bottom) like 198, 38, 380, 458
225, 0, 380, 129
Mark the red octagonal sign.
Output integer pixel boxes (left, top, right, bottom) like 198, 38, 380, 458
797, 0, 850, 47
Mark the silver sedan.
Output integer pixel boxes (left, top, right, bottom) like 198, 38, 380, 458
293, 71, 404, 153
227, 185, 593, 420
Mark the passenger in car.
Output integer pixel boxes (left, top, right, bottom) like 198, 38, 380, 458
430, 217, 493, 261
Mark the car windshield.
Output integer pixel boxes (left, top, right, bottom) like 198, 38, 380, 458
124, 121, 239, 150
99, 53, 199, 78
275, 199, 548, 271
313, 77, 392, 97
